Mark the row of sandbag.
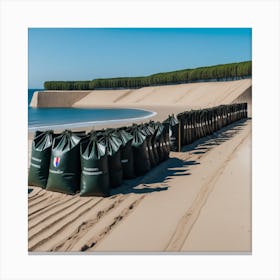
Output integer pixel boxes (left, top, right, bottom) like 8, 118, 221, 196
165, 103, 248, 151
28, 121, 171, 196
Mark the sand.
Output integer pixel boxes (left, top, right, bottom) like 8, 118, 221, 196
28, 79, 252, 253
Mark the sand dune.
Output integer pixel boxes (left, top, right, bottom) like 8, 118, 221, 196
28, 79, 252, 253
31, 79, 251, 112
73, 79, 251, 109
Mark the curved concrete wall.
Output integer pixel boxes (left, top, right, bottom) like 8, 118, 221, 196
30, 90, 91, 108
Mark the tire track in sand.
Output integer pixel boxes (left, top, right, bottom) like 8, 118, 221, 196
29, 196, 87, 230
28, 194, 77, 218
81, 195, 145, 252
28, 188, 44, 199
29, 195, 125, 252
50, 195, 136, 251
29, 197, 100, 243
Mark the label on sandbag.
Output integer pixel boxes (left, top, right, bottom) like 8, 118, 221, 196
82, 167, 104, 176
31, 157, 42, 162
82, 170, 104, 176
121, 159, 128, 163
49, 169, 63, 174
30, 163, 40, 168
53, 156, 61, 168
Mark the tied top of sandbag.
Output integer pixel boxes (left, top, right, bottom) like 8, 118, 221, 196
177, 112, 186, 120
102, 130, 122, 156
115, 128, 133, 147
149, 121, 166, 139
141, 123, 155, 137
52, 130, 82, 152
33, 130, 54, 151
81, 135, 106, 160
164, 114, 179, 126
130, 125, 146, 147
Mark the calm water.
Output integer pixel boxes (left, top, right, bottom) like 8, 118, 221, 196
28, 89, 155, 131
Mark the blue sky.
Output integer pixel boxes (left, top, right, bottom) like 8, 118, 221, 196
28, 28, 252, 88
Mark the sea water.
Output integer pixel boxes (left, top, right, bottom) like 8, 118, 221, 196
28, 89, 155, 131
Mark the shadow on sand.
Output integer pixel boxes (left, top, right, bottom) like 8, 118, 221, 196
111, 118, 250, 196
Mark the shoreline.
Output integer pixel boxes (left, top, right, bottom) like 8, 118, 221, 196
28, 107, 157, 133
28, 105, 187, 140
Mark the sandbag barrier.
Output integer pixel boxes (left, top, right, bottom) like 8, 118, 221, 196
28, 102, 247, 196
169, 103, 248, 152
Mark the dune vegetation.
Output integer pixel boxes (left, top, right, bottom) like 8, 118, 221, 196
44, 61, 251, 90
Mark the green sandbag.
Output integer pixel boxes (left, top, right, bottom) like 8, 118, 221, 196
103, 131, 123, 188
141, 124, 157, 167
28, 130, 54, 188
162, 122, 171, 157
80, 135, 110, 197
131, 126, 151, 176
115, 128, 135, 179
46, 130, 82, 195
150, 122, 165, 162
164, 114, 179, 152
154, 122, 168, 161
177, 112, 187, 146
148, 121, 160, 166
184, 111, 192, 144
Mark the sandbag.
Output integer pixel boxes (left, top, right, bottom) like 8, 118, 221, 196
164, 114, 179, 152
28, 130, 54, 188
184, 111, 191, 144
154, 122, 168, 161
80, 135, 110, 197
115, 128, 135, 179
131, 126, 151, 176
148, 121, 160, 166
103, 131, 123, 188
177, 112, 187, 146
162, 122, 171, 156
141, 124, 157, 167
46, 130, 82, 195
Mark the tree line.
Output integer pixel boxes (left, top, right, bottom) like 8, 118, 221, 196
44, 61, 252, 90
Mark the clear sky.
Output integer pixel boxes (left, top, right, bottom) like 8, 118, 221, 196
28, 28, 252, 88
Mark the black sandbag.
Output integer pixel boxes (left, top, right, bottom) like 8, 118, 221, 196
88, 129, 106, 140
131, 126, 151, 176
200, 110, 207, 137
46, 130, 82, 195
28, 130, 54, 188
190, 110, 197, 142
209, 108, 214, 134
115, 128, 135, 179
195, 110, 202, 139
154, 122, 168, 161
103, 131, 123, 188
244, 102, 248, 118
177, 112, 187, 146
184, 111, 191, 144
164, 114, 179, 152
80, 135, 110, 197
162, 122, 171, 156
141, 124, 157, 167
148, 121, 160, 166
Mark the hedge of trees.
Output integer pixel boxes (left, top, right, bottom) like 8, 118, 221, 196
44, 61, 252, 90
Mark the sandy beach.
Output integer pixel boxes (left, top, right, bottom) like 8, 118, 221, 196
28, 79, 252, 252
